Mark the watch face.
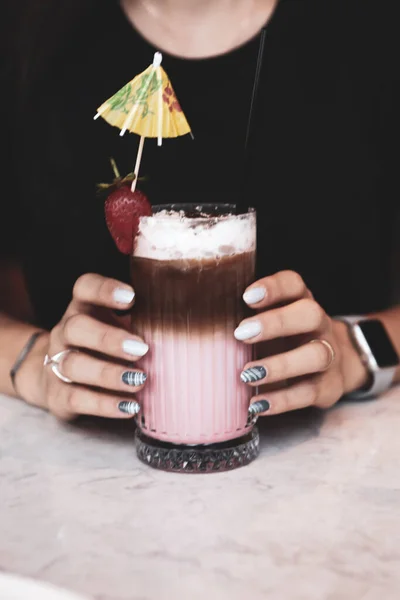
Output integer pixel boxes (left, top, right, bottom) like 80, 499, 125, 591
358, 320, 399, 369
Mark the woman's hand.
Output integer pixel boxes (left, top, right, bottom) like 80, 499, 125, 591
237, 271, 370, 416
17, 274, 148, 420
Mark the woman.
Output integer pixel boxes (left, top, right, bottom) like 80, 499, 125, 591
1, 0, 399, 420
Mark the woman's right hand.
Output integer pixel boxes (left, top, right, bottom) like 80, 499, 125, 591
17, 274, 149, 420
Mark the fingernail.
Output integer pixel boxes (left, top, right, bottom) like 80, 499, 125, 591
234, 321, 262, 341
114, 288, 135, 305
241, 366, 267, 383
122, 371, 147, 386
118, 401, 141, 415
243, 287, 266, 305
248, 400, 270, 416
122, 340, 149, 357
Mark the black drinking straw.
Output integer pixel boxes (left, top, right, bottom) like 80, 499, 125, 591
239, 27, 267, 212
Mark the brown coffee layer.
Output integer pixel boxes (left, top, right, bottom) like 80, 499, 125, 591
131, 251, 255, 331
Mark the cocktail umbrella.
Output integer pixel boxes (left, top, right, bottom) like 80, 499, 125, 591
94, 52, 192, 191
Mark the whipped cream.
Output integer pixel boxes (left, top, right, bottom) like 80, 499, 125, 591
134, 210, 256, 260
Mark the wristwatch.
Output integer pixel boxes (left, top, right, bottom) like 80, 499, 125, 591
335, 316, 399, 399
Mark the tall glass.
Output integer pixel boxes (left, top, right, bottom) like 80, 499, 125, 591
131, 204, 258, 472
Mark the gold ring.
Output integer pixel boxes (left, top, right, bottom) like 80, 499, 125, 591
310, 339, 336, 371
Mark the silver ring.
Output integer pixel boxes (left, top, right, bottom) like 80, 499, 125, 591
43, 350, 77, 384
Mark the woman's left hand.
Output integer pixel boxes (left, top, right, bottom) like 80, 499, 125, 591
236, 271, 370, 416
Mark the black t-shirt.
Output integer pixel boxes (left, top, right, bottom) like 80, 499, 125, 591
2, 0, 400, 329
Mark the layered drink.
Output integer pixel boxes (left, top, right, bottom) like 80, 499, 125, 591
131, 204, 258, 472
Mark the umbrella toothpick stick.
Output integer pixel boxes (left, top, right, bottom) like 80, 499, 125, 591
95, 51, 192, 194
132, 136, 145, 193
131, 53, 161, 192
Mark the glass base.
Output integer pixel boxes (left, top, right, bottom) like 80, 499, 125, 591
135, 428, 260, 473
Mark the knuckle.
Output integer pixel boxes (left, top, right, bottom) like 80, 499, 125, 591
98, 278, 116, 300
279, 387, 293, 413
98, 362, 117, 388
66, 388, 81, 413
334, 377, 345, 402
55, 408, 75, 422
63, 314, 87, 345
73, 274, 94, 299
46, 390, 58, 413
51, 323, 62, 341
274, 271, 289, 296
276, 379, 320, 413
273, 353, 291, 380
73, 274, 118, 305
95, 324, 114, 350
301, 380, 319, 405
92, 395, 105, 416
98, 395, 114, 416
46, 383, 75, 421
285, 270, 305, 293
274, 308, 287, 335
61, 352, 80, 380
274, 271, 304, 298
305, 299, 325, 329
328, 373, 344, 403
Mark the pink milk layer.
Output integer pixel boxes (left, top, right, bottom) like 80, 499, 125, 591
136, 328, 253, 444
132, 209, 256, 445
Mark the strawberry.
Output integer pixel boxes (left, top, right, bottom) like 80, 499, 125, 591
105, 186, 152, 255
98, 159, 152, 255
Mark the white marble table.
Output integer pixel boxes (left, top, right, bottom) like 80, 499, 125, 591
1, 390, 400, 600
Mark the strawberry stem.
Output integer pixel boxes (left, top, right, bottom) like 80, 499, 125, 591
110, 158, 120, 180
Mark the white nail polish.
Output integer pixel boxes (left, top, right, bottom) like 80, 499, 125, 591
123, 340, 149, 357
114, 288, 135, 305
243, 287, 266, 305
234, 321, 262, 341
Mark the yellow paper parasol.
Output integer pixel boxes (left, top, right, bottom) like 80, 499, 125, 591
94, 52, 192, 191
